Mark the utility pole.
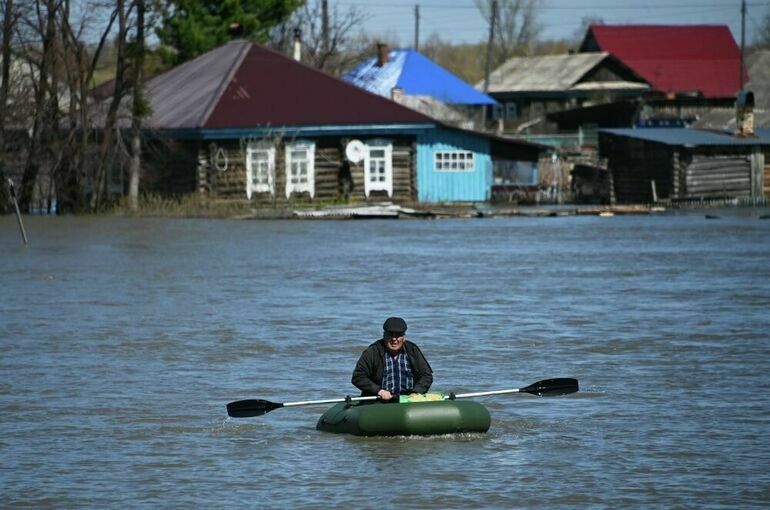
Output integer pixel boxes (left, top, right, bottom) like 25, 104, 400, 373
414, 4, 420, 50
740, 0, 746, 90
483, 0, 497, 93
322, 0, 329, 55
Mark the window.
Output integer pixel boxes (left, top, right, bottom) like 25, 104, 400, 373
505, 102, 518, 120
434, 151, 475, 172
245, 143, 275, 198
364, 142, 393, 198
285, 142, 315, 198
494, 160, 537, 185
492, 104, 503, 120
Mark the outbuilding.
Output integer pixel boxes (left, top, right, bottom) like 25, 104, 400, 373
599, 128, 769, 204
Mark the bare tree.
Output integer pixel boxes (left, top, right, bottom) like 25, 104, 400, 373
476, 0, 542, 66
127, 0, 145, 211
58, 0, 119, 212
571, 16, 604, 46
269, 0, 370, 76
0, 0, 17, 212
1, 0, 18, 145
90, 0, 129, 210
756, 7, 770, 49
18, 0, 60, 211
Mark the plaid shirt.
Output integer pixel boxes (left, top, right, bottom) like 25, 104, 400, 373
382, 351, 414, 395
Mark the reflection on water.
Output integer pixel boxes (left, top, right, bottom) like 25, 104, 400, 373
1, 211, 770, 508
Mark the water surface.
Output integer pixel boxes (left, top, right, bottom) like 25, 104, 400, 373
1, 211, 769, 508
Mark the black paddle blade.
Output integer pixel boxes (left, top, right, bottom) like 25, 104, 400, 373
520, 378, 579, 397
227, 399, 283, 418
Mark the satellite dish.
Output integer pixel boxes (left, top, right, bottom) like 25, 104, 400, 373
345, 140, 365, 163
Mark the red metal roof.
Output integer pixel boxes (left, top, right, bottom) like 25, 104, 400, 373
204, 43, 433, 129
581, 25, 745, 98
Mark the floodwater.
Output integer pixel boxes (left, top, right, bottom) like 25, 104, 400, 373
1, 211, 769, 508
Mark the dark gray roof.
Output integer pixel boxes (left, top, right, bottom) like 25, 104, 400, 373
480, 52, 648, 93
144, 41, 250, 128
601, 127, 770, 147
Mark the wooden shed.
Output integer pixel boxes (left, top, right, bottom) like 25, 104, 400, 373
599, 128, 768, 204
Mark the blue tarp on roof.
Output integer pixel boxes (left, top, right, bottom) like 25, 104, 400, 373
343, 49, 496, 106
601, 127, 769, 147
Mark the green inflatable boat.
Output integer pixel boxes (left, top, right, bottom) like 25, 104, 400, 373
316, 395, 491, 436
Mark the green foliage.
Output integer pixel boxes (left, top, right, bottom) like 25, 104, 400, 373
156, 0, 303, 64
422, 36, 488, 84
133, 90, 153, 118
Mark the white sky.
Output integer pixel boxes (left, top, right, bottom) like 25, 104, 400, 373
337, 0, 770, 46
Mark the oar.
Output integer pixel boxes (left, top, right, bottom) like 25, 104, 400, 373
226, 378, 578, 418
227, 395, 379, 418
446, 378, 579, 399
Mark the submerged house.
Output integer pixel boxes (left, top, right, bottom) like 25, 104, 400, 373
599, 128, 769, 204
343, 45, 496, 128
132, 41, 540, 204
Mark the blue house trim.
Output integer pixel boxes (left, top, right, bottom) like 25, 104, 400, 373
416, 126, 492, 202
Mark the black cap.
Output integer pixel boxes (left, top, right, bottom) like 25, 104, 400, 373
383, 317, 407, 335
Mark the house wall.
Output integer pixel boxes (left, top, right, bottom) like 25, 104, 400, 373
602, 135, 674, 203
416, 127, 492, 202
143, 139, 200, 195
601, 133, 763, 203
764, 152, 770, 197
684, 152, 752, 198
151, 135, 418, 204
347, 136, 416, 201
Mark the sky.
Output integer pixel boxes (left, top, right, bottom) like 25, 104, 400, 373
337, 0, 770, 47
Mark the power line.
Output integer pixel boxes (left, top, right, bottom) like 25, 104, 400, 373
337, 1, 768, 10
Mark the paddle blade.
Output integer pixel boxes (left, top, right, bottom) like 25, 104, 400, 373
227, 399, 283, 418
520, 378, 579, 397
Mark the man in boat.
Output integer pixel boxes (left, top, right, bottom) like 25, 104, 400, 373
352, 317, 433, 401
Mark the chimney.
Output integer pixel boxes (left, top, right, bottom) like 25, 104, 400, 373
376, 43, 389, 67
391, 87, 404, 103
228, 23, 244, 38
293, 28, 302, 62
736, 90, 755, 137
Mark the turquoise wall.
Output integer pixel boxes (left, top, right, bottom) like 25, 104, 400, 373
416, 127, 492, 202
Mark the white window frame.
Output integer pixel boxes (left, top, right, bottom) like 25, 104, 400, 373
434, 150, 475, 172
285, 141, 316, 199
363, 142, 393, 198
245, 143, 275, 198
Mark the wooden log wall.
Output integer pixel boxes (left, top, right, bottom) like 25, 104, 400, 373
345, 138, 415, 201
191, 135, 417, 205
764, 159, 770, 197
606, 137, 673, 203
143, 139, 199, 195
684, 152, 751, 198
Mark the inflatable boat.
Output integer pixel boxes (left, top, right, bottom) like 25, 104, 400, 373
316, 397, 491, 436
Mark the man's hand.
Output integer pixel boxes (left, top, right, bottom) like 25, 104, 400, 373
377, 389, 392, 401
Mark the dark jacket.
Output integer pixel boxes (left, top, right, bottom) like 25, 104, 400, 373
351, 339, 433, 396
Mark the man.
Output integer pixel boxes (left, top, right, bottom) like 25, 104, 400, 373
352, 317, 433, 401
